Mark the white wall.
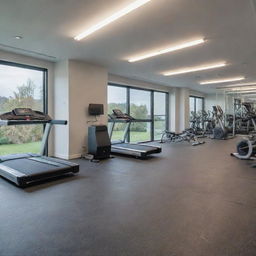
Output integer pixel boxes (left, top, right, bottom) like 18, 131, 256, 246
53, 60, 108, 159
68, 60, 108, 159
181, 88, 190, 130
109, 74, 173, 92
189, 90, 205, 98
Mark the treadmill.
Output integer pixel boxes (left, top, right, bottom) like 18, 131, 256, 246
0, 108, 79, 187
108, 109, 162, 158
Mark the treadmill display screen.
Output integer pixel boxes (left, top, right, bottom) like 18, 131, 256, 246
13, 108, 34, 116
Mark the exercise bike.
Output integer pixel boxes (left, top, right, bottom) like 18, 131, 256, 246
212, 105, 230, 139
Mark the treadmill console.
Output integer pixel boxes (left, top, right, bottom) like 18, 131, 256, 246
0, 108, 52, 121
112, 109, 134, 120
13, 108, 34, 116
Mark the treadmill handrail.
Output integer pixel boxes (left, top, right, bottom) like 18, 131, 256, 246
108, 118, 152, 123
0, 119, 67, 126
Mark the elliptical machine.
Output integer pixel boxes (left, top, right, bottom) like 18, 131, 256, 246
212, 105, 229, 139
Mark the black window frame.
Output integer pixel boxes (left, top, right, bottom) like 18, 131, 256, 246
108, 83, 169, 142
0, 60, 48, 153
189, 95, 204, 113
0, 60, 48, 114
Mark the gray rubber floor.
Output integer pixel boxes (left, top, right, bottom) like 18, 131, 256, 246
1, 138, 256, 256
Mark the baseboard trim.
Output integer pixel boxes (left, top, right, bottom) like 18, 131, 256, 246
69, 153, 82, 160
53, 153, 81, 160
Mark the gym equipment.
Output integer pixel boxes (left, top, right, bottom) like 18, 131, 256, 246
0, 108, 79, 187
231, 135, 256, 160
88, 125, 111, 159
203, 110, 216, 134
108, 109, 161, 159
241, 103, 256, 133
223, 102, 256, 135
160, 128, 205, 146
190, 110, 214, 135
212, 106, 229, 139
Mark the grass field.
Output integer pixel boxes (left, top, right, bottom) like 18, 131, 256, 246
112, 130, 163, 142
0, 129, 164, 156
0, 141, 41, 155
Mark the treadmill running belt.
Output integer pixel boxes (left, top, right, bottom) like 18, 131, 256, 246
2, 158, 66, 175
112, 143, 156, 151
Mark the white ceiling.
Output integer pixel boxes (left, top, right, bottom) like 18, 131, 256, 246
1, 0, 256, 93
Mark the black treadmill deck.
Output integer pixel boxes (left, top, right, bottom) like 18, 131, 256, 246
0, 154, 79, 187
111, 143, 161, 158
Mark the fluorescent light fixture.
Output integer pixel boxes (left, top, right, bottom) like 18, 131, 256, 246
226, 90, 256, 94
200, 76, 245, 85
128, 38, 206, 62
243, 93, 256, 96
218, 86, 256, 91
217, 82, 256, 89
229, 87, 256, 91
162, 62, 226, 76
74, 0, 151, 41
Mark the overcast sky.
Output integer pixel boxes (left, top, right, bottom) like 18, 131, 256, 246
0, 64, 43, 99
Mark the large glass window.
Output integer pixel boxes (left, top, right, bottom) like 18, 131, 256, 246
107, 86, 127, 114
130, 89, 151, 119
129, 89, 151, 142
108, 84, 169, 142
189, 96, 204, 113
189, 96, 204, 129
0, 61, 47, 155
154, 92, 167, 140
107, 86, 127, 142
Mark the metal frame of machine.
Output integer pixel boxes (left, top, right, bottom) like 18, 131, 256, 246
108, 109, 162, 159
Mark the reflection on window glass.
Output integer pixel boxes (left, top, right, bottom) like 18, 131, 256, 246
189, 96, 204, 113
130, 122, 151, 142
154, 92, 167, 140
130, 89, 151, 119
190, 97, 195, 113
196, 98, 203, 112
107, 123, 127, 142
107, 85, 169, 142
0, 64, 45, 155
108, 86, 127, 114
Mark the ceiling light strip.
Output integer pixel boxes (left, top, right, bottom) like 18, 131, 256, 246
216, 82, 256, 89
200, 76, 245, 85
74, 0, 151, 41
128, 38, 205, 62
162, 62, 226, 76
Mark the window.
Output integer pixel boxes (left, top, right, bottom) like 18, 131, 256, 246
129, 89, 151, 142
189, 96, 204, 113
0, 61, 47, 155
154, 92, 167, 140
189, 96, 204, 129
107, 86, 127, 142
108, 84, 169, 142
